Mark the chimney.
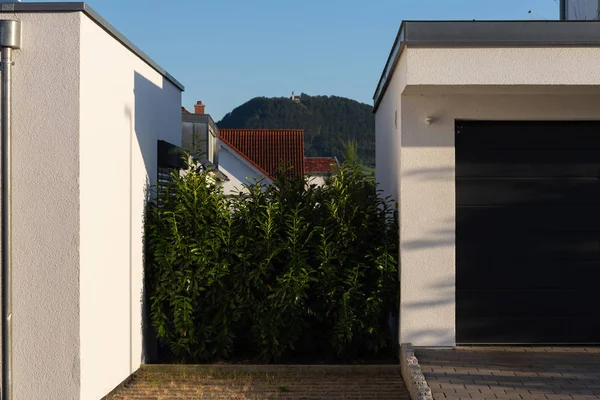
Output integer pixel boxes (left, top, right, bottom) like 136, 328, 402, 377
194, 101, 205, 115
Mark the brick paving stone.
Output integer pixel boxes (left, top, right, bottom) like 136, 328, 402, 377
502, 392, 526, 398
106, 365, 410, 400
417, 347, 600, 400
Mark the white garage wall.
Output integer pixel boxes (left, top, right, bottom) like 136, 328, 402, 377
399, 92, 600, 347
374, 53, 407, 350
0, 12, 83, 400
406, 47, 600, 87
375, 53, 406, 203
79, 13, 181, 400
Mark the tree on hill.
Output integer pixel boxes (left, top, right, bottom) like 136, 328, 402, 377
217, 94, 375, 167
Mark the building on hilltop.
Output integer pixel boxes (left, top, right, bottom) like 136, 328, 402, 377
291, 91, 301, 103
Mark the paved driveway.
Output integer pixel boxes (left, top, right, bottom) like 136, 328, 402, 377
416, 347, 600, 400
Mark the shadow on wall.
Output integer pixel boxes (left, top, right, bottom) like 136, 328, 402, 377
400, 166, 456, 345
402, 166, 453, 182
400, 165, 455, 247
133, 72, 171, 177
402, 227, 454, 251
132, 72, 173, 365
402, 277, 455, 345
403, 278, 454, 310
396, 98, 453, 148
397, 121, 600, 344
401, 167, 455, 250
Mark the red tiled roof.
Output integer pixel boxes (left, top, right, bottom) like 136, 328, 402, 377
219, 136, 271, 179
182, 106, 191, 114
218, 129, 304, 178
304, 157, 339, 174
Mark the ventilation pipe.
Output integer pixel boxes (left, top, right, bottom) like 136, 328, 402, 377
0, 19, 21, 400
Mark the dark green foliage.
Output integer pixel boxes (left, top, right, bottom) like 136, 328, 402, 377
146, 151, 398, 363
146, 170, 240, 361
217, 94, 375, 168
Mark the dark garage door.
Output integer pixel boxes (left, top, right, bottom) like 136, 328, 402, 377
456, 120, 600, 344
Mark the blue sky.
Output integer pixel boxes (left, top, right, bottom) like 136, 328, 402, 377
55, 0, 558, 120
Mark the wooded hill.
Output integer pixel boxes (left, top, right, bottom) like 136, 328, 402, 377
218, 94, 375, 167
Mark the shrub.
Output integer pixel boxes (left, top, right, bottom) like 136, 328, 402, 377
145, 148, 398, 363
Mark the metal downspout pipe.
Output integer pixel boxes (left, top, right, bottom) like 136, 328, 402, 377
0, 20, 21, 400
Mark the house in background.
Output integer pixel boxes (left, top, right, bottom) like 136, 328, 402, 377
182, 100, 219, 168
375, 20, 600, 349
0, 3, 183, 399
218, 129, 304, 194
181, 104, 339, 193
180, 101, 228, 183
305, 157, 340, 186
157, 139, 228, 191
218, 135, 274, 193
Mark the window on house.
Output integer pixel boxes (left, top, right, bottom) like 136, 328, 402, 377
181, 115, 219, 169
157, 140, 187, 204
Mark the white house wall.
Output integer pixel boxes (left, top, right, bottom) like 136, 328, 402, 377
399, 92, 600, 347
307, 175, 327, 187
0, 12, 83, 400
219, 143, 272, 194
79, 14, 181, 400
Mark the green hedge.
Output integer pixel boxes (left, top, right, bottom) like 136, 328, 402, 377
145, 151, 398, 363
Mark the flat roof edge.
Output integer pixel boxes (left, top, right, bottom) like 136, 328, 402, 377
373, 20, 600, 112
373, 22, 405, 113
0, 2, 184, 91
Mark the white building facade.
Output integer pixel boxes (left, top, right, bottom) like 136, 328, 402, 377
0, 4, 183, 399
375, 21, 600, 348
218, 140, 273, 194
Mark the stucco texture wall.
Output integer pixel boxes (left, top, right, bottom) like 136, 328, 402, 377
0, 12, 83, 400
399, 93, 600, 347
374, 54, 406, 350
405, 47, 600, 87
375, 45, 600, 347
79, 14, 181, 400
375, 54, 405, 204
0, 10, 181, 399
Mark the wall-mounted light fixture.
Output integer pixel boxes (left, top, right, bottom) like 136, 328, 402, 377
425, 116, 435, 125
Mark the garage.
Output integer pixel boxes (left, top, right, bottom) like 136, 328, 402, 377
456, 120, 600, 344
374, 20, 600, 346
